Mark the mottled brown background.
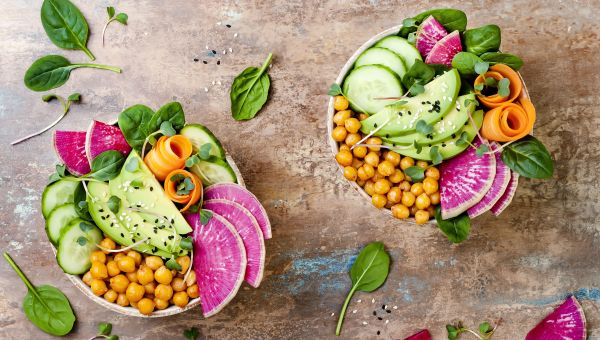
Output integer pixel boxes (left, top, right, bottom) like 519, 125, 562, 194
1, 0, 599, 339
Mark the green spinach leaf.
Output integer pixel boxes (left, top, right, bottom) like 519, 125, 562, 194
452, 52, 483, 76
147, 102, 186, 133
24, 55, 121, 92
399, 8, 467, 37
501, 136, 554, 179
480, 52, 524, 70
335, 242, 390, 336
73, 182, 92, 221
87, 150, 125, 181
405, 166, 425, 182
402, 59, 435, 90
434, 206, 471, 243
118, 104, 154, 152
184, 327, 199, 340
230, 53, 273, 121
41, 0, 95, 60
463, 25, 501, 55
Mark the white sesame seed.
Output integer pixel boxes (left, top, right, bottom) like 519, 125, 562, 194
205, 45, 209, 50
229, 47, 233, 53
233, 33, 238, 38
223, 50, 227, 55
385, 319, 389, 324
357, 299, 362, 303
204, 87, 209, 92
384, 305, 387, 309
212, 80, 215, 85
371, 298, 375, 303
352, 310, 357, 314
216, 80, 222, 85
217, 21, 222, 25
393, 306, 398, 309
362, 321, 368, 325
331, 312, 335, 317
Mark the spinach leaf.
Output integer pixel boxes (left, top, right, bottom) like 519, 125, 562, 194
399, 8, 467, 37
463, 25, 501, 56
41, 0, 95, 60
501, 136, 554, 179
73, 182, 92, 221
328, 83, 343, 96
24, 55, 121, 92
452, 52, 483, 76
87, 150, 125, 181
335, 242, 390, 336
3, 252, 76, 336
118, 104, 154, 152
147, 102, 186, 133
480, 52, 524, 71
184, 327, 199, 340
405, 166, 425, 182
434, 206, 471, 243
230, 53, 273, 121
402, 59, 435, 90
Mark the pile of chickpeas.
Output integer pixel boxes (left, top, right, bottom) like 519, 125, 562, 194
82, 237, 199, 315
331, 95, 441, 224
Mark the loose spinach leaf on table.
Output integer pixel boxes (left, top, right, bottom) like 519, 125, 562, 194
118, 104, 155, 152
85, 150, 126, 181
147, 101, 186, 133
399, 8, 467, 38
3, 252, 76, 336
501, 135, 554, 179
230, 53, 273, 121
335, 242, 390, 336
480, 52, 524, 71
184, 327, 199, 340
24, 55, 121, 92
434, 206, 471, 243
41, 0, 95, 60
463, 25, 501, 56
452, 52, 483, 77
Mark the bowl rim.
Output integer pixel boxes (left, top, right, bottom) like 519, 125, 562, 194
326, 25, 530, 221
55, 152, 245, 318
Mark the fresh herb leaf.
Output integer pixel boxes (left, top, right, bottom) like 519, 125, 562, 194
497, 78, 510, 97
200, 209, 213, 225
41, 0, 95, 60
49, 164, 69, 183
160, 121, 176, 137
107, 336, 118, 340
474, 83, 484, 91
76, 236, 87, 246
405, 166, 425, 182
114, 13, 128, 25
170, 174, 185, 182
42, 94, 58, 102
231, 53, 273, 121
479, 322, 492, 334
67, 92, 80, 102
180, 236, 193, 251
480, 52, 524, 70
474, 61, 489, 75
328, 83, 343, 96
199, 143, 213, 160
484, 77, 497, 87
446, 324, 459, 340
434, 206, 471, 243
125, 157, 139, 172
185, 155, 199, 168
430, 146, 443, 165
402, 18, 417, 27
107, 6, 115, 19
407, 31, 417, 44
87, 150, 126, 181
176, 177, 195, 195
74, 182, 92, 221
402, 59, 435, 91
476, 144, 489, 157
455, 131, 469, 147
416, 120, 433, 135
335, 242, 390, 336
413, 140, 423, 154
102, 7, 128, 46
184, 327, 199, 340
79, 221, 95, 232
451, 52, 483, 76
107, 196, 121, 214
463, 25, 501, 56
166, 257, 182, 271
409, 82, 425, 96
98, 322, 112, 336
501, 135, 554, 179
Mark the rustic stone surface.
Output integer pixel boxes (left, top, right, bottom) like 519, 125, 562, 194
1, 0, 600, 338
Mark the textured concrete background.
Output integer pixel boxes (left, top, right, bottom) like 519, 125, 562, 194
1, 0, 600, 339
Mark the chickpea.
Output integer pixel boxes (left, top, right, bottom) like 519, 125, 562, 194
343, 166, 358, 181
116, 293, 129, 307
187, 285, 200, 299
114, 252, 126, 262
371, 194, 387, 209
391, 204, 410, 219
130, 301, 138, 309
357, 179, 366, 187
388, 169, 405, 183
344, 118, 361, 134
90, 279, 108, 296
423, 177, 439, 195
365, 137, 382, 151
171, 278, 186, 292
415, 193, 431, 210
331, 126, 347, 142
364, 180, 376, 196
345, 133, 362, 146
106, 260, 120, 277
137, 265, 154, 285
429, 192, 440, 205
126, 271, 138, 283
144, 282, 156, 296
387, 187, 402, 204
410, 183, 424, 196
377, 160, 395, 177
352, 145, 368, 158
333, 96, 349, 111
428, 205, 436, 217
155, 283, 174, 301
98, 238, 116, 254
357, 164, 375, 181
82, 271, 93, 286
127, 251, 142, 266
126, 282, 145, 303
176, 256, 191, 274
90, 251, 106, 264
401, 191, 416, 207
155, 266, 173, 285
364, 152, 380, 167
415, 210, 430, 224
117, 255, 136, 273
185, 271, 197, 287
416, 160, 429, 169
110, 274, 130, 293
384, 151, 401, 166
333, 110, 352, 126
104, 289, 118, 303
400, 156, 415, 170
154, 298, 169, 310
137, 298, 155, 315
425, 167, 440, 180
373, 179, 391, 195
90, 261, 108, 279
372, 172, 385, 181
145, 256, 164, 271
351, 157, 364, 169
335, 150, 353, 167
339, 144, 351, 152
173, 291, 189, 308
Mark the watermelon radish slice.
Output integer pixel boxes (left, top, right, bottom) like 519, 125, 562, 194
204, 183, 272, 239
490, 172, 520, 216
404, 329, 431, 340
467, 143, 511, 218
425, 31, 462, 66
186, 212, 247, 318
439, 138, 496, 219
416, 16, 447, 57
53, 130, 90, 176
526, 296, 586, 340
203, 199, 265, 288
85, 120, 131, 162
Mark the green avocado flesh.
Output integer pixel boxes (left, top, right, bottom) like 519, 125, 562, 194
360, 69, 461, 137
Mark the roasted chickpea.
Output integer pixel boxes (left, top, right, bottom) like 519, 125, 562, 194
339, 143, 351, 152
154, 298, 169, 310
126, 282, 145, 303
416, 160, 429, 169
388, 169, 405, 183
104, 289, 118, 303
357, 164, 375, 181
357, 179, 366, 187
173, 292, 189, 308
187, 285, 200, 299
116, 293, 129, 307
351, 157, 364, 169
365, 137, 382, 151
185, 271, 197, 287
176, 256, 191, 274
353, 146, 368, 158
106, 260, 120, 277
364, 180, 376, 196
127, 251, 142, 266
114, 252, 126, 262
144, 281, 157, 295
374, 179, 391, 195
415, 193, 431, 210
126, 271, 138, 283
98, 238, 116, 254
333, 110, 352, 126
117, 255, 136, 273
343, 166, 358, 181
155, 266, 173, 285
364, 152, 380, 167
90, 261, 108, 279
137, 298, 155, 315
335, 150, 353, 167
145, 256, 164, 271
110, 274, 130, 293
358, 113, 369, 121
428, 205, 436, 217
423, 177, 439, 195
425, 167, 440, 180
155, 283, 174, 301
384, 151, 401, 166
171, 278, 186, 292
344, 118, 361, 134
387, 187, 403, 204
410, 204, 419, 216
415, 210, 430, 224
399, 180, 411, 192
130, 300, 138, 309
371, 194, 387, 209
345, 133, 362, 146
377, 160, 395, 177
429, 192, 440, 205
137, 265, 154, 285
400, 156, 415, 170
331, 126, 348, 142
91, 279, 108, 296
333, 96, 349, 111
401, 191, 416, 207
410, 183, 424, 196
90, 251, 106, 264
391, 204, 410, 219
82, 271, 93, 285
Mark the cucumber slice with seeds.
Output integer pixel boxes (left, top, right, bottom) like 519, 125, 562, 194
46, 203, 79, 245
355, 47, 408, 79
342, 65, 404, 115
41, 178, 79, 218
189, 156, 237, 186
56, 219, 102, 275
374, 36, 422, 69
180, 124, 225, 159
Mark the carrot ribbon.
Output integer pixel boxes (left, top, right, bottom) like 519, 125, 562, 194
474, 64, 523, 108
481, 98, 536, 142
164, 169, 202, 212
144, 135, 193, 181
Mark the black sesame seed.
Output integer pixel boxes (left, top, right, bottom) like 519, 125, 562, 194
452, 134, 456, 138
110, 223, 114, 227
217, 60, 221, 65
193, 58, 199, 62
421, 101, 426, 105
378, 317, 383, 320
373, 311, 377, 316
385, 134, 390, 138
155, 219, 159, 223
136, 233, 140, 236
226, 24, 231, 28
377, 331, 381, 335
211, 49, 216, 54
164, 241, 167, 246
99, 209, 104, 213
101, 216, 106, 220
120, 233, 124, 237
150, 187, 154, 191
428, 144, 432, 147
171, 218, 175, 224
374, 123, 378, 128
381, 305, 385, 309
442, 143, 447, 147
386, 310, 391, 313
202, 60, 208, 64
132, 238, 135, 243
168, 235, 174, 240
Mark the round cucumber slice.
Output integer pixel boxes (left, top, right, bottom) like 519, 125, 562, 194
41, 178, 79, 218
189, 156, 237, 186
342, 65, 404, 115
56, 219, 102, 275
375, 36, 422, 69
180, 124, 225, 159
46, 203, 79, 245
355, 47, 408, 79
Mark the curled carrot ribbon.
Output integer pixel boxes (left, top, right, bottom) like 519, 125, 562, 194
164, 169, 202, 212
144, 135, 193, 181
474, 64, 523, 108
481, 98, 536, 142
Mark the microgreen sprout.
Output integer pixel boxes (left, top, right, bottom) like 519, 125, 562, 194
446, 319, 500, 340
102, 7, 128, 47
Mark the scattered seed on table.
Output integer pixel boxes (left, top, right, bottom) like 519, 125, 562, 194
377, 331, 381, 335
372, 298, 375, 303
205, 45, 209, 49
393, 306, 398, 309
229, 47, 233, 53
382, 305, 386, 310
193, 58, 199, 62
226, 24, 231, 28
373, 311, 376, 316
385, 320, 389, 324
217, 21, 222, 25
234, 33, 238, 38
331, 312, 335, 317
203, 60, 208, 64
222, 50, 227, 54
217, 80, 222, 85
386, 310, 391, 314
357, 299, 362, 303
217, 60, 221, 65
212, 80, 215, 85
204, 87, 208, 92
362, 321, 368, 325
352, 310, 357, 314
212, 49, 217, 54
377, 317, 383, 321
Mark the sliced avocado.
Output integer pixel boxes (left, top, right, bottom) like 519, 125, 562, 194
361, 69, 461, 137
383, 110, 484, 161
109, 150, 192, 235
87, 181, 178, 258
383, 93, 476, 145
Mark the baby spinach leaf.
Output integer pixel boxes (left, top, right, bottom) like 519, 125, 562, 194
463, 25, 501, 56
452, 52, 483, 76
501, 136, 554, 179
399, 8, 467, 37
87, 150, 125, 181
480, 52, 524, 71
335, 242, 390, 336
402, 59, 435, 90
3, 252, 76, 336
24, 55, 121, 92
107, 196, 121, 214
231, 53, 273, 121
434, 206, 471, 243
41, 0, 95, 60
118, 104, 154, 152
147, 102, 185, 133
74, 182, 92, 221
328, 83, 343, 96
405, 166, 425, 182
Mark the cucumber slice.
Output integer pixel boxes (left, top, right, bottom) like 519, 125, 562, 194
41, 178, 79, 218
56, 219, 102, 275
46, 204, 79, 245
375, 36, 422, 69
189, 156, 237, 186
355, 47, 408, 79
180, 124, 225, 159
342, 65, 404, 115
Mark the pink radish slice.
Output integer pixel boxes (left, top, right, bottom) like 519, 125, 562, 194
416, 16, 448, 57
85, 120, 131, 162
467, 143, 511, 218
404, 329, 431, 340
490, 171, 520, 216
204, 183, 272, 239
526, 296, 586, 340
425, 31, 462, 66
203, 199, 265, 288
53, 130, 90, 176
189, 212, 246, 318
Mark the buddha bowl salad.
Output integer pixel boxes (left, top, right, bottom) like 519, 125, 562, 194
43, 101, 270, 316
329, 8, 554, 243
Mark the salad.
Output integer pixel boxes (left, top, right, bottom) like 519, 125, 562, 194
329, 8, 553, 242
42, 101, 271, 317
